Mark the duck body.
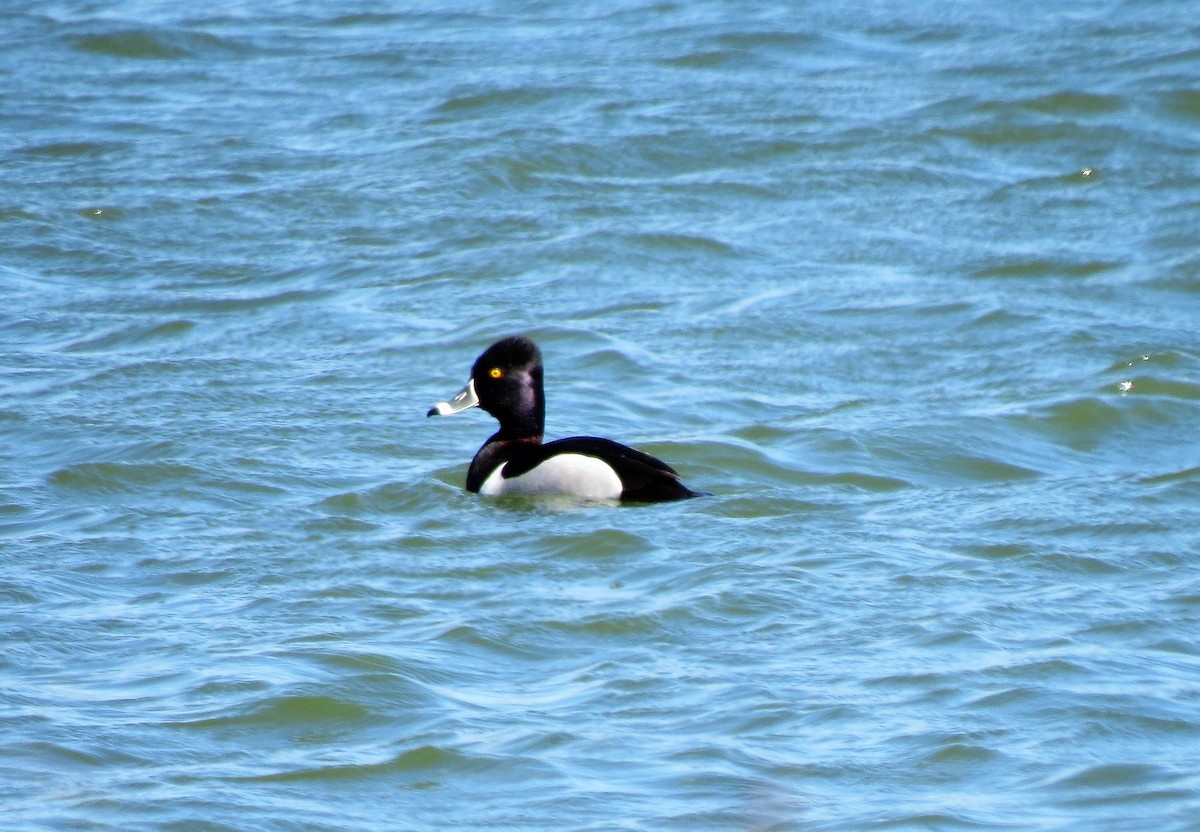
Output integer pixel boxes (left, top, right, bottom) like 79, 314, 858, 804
429, 336, 700, 503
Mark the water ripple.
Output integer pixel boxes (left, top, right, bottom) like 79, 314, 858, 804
4, 2, 1200, 830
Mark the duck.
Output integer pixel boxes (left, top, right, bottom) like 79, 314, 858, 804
428, 336, 701, 502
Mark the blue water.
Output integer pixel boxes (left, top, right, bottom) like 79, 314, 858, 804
4, 1, 1200, 829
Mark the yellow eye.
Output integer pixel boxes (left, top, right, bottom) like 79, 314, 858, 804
489, 367, 503, 379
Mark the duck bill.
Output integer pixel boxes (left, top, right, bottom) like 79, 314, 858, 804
427, 378, 479, 417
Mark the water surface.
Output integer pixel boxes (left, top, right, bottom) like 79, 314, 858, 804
3, 1, 1200, 830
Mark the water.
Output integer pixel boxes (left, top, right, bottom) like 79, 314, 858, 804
4, 1, 1200, 829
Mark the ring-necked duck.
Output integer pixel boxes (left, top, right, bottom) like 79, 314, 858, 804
428, 336, 701, 502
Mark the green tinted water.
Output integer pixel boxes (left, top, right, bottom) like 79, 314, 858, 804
4, 2, 1200, 830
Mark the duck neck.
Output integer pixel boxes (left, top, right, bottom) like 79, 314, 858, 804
497, 414, 543, 442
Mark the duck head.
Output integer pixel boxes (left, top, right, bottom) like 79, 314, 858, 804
427, 336, 546, 440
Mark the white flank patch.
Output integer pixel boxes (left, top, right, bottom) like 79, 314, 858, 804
480, 453, 623, 501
